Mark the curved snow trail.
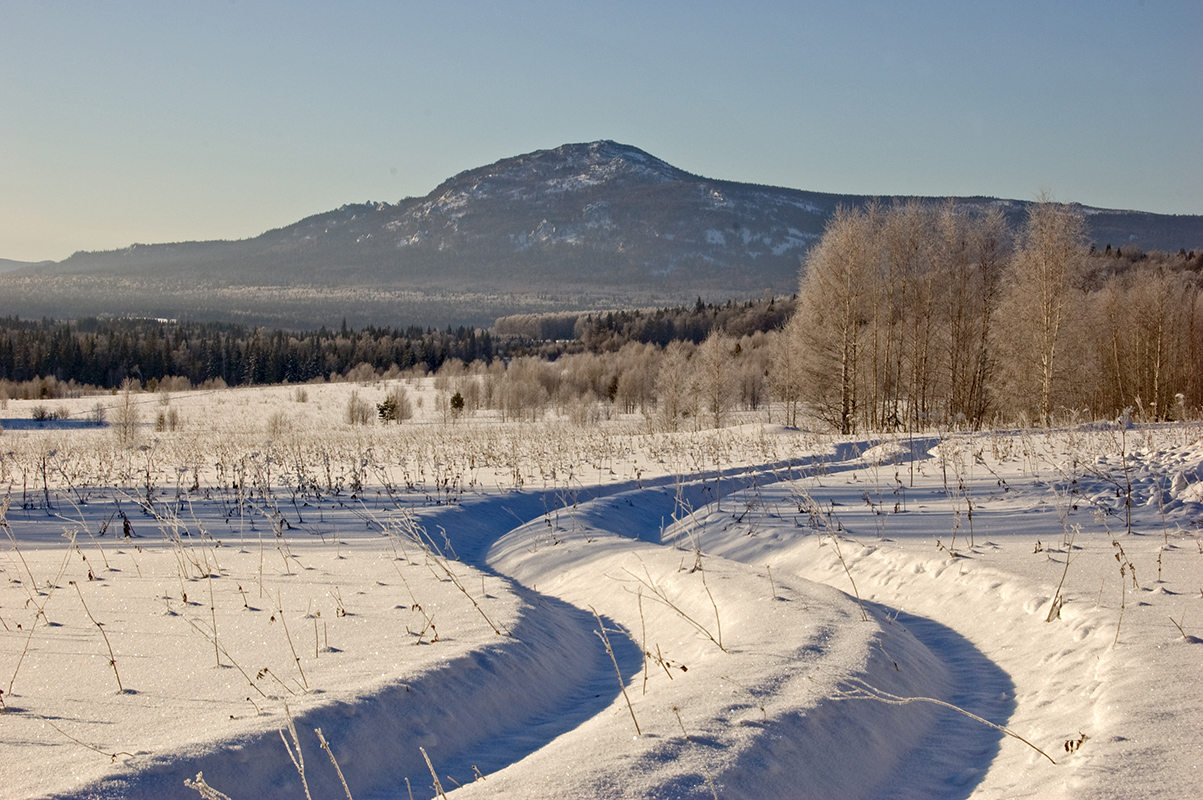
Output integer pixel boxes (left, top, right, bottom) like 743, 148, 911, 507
41, 438, 1003, 799
467, 479, 1013, 799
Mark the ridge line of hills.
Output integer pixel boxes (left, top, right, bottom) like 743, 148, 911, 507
3, 140, 1201, 328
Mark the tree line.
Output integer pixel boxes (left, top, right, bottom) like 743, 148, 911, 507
786, 198, 1203, 432
495, 296, 796, 350
0, 318, 497, 394
0, 296, 796, 401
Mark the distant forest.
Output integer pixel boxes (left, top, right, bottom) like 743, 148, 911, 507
0, 297, 790, 397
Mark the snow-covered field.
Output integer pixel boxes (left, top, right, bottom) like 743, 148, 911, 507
1, 381, 1200, 799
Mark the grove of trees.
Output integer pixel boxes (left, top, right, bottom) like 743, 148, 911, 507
789, 198, 1203, 432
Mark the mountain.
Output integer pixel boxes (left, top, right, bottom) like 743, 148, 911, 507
4, 141, 1201, 328
0, 258, 50, 274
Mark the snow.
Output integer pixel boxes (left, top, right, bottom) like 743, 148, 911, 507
0, 385, 1200, 799
771, 229, 817, 256
705, 190, 734, 210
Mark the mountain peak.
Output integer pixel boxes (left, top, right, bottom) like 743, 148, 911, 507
543, 139, 689, 179
424, 140, 690, 208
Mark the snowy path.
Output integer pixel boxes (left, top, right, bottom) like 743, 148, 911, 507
470, 476, 1015, 799
2, 426, 1200, 798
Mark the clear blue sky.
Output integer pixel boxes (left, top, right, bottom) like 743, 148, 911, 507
2, 0, 1199, 262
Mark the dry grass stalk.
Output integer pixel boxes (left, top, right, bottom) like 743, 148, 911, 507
184, 771, 234, 800
315, 727, 354, 800
621, 562, 726, 653
1046, 524, 1078, 622
833, 677, 1057, 765
591, 605, 641, 736
280, 703, 314, 800
275, 591, 308, 689
176, 610, 268, 698
70, 580, 124, 692
700, 567, 723, 650
44, 717, 136, 763
420, 746, 449, 800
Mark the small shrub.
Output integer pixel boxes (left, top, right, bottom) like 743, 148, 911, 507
30, 404, 70, 422
293, 387, 309, 403
158, 375, 193, 392
345, 390, 373, 426
155, 407, 181, 432
267, 410, 294, 438
377, 386, 414, 424
90, 403, 107, 426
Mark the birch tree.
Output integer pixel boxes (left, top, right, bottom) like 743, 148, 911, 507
656, 341, 693, 431
938, 203, 1007, 428
994, 197, 1088, 426
794, 206, 876, 434
692, 330, 738, 429
770, 316, 808, 427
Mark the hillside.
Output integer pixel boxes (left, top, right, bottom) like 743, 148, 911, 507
3, 141, 1201, 328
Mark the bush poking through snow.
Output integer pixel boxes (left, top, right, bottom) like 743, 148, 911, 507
344, 390, 373, 426
377, 386, 413, 424
266, 410, 293, 439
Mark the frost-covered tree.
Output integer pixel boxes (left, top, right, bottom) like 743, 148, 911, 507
794, 205, 878, 433
734, 333, 771, 413
377, 384, 414, 423
942, 204, 1007, 428
498, 356, 554, 422
993, 198, 1088, 426
113, 377, 141, 447
656, 341, 693, 431
345, 389, 374, 426
1094, 265, 1203, 419
692, 331, 738, 429
769, 316, 808, 427
613, 342, 660, 415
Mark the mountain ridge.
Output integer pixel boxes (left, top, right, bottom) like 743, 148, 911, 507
5, 140, 1202, 328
